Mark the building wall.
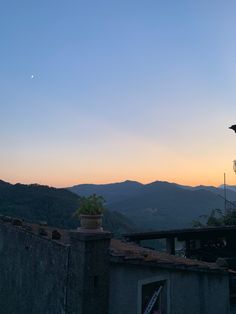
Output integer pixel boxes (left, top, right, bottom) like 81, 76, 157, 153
0, 220, 230, 314
0, 223, 69, 314
109, 262, 230, 314
0, 222, 111, 314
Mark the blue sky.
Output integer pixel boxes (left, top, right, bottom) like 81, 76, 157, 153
1, 1, 236, 186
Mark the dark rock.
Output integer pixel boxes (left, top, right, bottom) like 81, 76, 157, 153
12, 219, 23, 226
52, 230, 61, 240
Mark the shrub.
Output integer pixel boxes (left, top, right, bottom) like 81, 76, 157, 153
74, 194, 105, 216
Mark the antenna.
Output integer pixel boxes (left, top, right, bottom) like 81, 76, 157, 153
224, 173, 227, 214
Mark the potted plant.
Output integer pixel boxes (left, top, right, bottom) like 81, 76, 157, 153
74, 194, 106, 230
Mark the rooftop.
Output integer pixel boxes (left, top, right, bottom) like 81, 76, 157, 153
110, 239, 226, 274
0, 215, 227, 274
0, 215, 70, 245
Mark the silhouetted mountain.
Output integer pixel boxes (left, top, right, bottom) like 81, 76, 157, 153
2, 179, 236, 233
0, 182, 79, 228
0, 180, 11, 188
188, 185, 236, 205
69, 180, 143, 203
0, 181, 135, 236
103, 210, 136, 236
219, 184, 236, 193
69, 180, 236, 230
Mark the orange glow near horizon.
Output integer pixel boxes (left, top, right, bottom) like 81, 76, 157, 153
2, 130, 236, 188
2, 165, 236, 189
2, 176, 235, 189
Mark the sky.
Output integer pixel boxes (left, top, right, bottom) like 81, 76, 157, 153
1, 0, 236, 187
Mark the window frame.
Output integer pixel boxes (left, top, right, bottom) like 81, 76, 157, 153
137, 275, 170, 314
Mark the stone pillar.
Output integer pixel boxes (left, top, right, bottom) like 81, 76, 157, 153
166, 237, 175, 255
67, 230, 111, 314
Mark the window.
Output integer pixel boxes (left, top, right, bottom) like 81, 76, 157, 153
138, 276, 169, 314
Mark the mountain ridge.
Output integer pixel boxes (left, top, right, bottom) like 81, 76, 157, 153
0, 180, 135, 236
69, 180, 236, 230
2, 179, 236, 232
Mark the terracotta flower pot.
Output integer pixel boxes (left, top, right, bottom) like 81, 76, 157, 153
79, 214, 103, 230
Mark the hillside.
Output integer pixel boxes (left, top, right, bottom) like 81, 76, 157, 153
1, 179, 235, 234
69, 180, 236, 230
0, 180, 135, 236
69, 180, 143, 203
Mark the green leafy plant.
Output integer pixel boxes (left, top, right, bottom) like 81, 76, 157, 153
74, 194, 106, 216
192, 208, 236, 227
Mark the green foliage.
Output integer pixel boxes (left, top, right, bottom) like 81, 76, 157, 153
207, 208, 224, 226
222, 210, 236, 225
193, 208, 236, 227
0, 182, 136, 237
74, 194, 105, 216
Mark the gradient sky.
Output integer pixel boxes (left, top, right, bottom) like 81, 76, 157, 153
1, 0, 236, 187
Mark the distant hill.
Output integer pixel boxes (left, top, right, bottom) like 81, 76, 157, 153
0, 181, 79, 228
2, 179, 236, 234
69, 180, 143, 203
0, 180, 135, 236
218, 184, 236, 193
69, 180, 236, 230
0, 180, 11, 188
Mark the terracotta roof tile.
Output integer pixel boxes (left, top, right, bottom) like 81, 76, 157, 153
110, 239, 227, 273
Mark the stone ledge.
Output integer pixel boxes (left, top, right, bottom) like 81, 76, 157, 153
69, 229, 112, 242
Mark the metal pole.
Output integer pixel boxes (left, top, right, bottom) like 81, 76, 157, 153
224, 173, 227, 214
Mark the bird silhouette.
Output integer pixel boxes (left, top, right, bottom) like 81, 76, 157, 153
229, 125, 236, 133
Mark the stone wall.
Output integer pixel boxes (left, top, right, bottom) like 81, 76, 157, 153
0, 218, 230, 314
0, 222, 69, 314
0, 221, 111, 314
